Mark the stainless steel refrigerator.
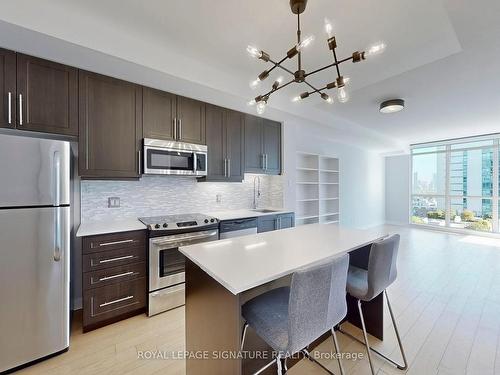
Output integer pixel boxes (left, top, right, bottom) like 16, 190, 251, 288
0, 134, 70, 373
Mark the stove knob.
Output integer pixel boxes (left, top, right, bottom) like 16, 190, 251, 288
154, 224, 160, 229
204, 219, 209, 224
210, 218, 215, 223
163, 223, 168, 228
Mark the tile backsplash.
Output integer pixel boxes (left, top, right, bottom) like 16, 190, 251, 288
81, 174, 284, 223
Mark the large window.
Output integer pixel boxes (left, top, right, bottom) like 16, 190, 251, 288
411, 137, 499, 233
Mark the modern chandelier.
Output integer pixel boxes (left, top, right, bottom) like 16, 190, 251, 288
247, 0, 386, 114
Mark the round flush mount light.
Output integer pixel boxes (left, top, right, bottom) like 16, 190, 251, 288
380, 99, 405, 114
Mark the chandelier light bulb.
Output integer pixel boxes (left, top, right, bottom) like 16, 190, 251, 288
321, 93, 334, 104
247, 99, 256, 106
365, 42, 386, 58
256, 101, 266, 115
324, 19, 333, 37
297, 35, 315, 51
292, 96, 301, 102
337, 86, 349, 103
246, 45, 262, 59
276, 76, 284, 84
249, 79, 260, 89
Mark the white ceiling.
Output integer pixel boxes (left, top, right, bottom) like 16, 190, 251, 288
0, 0, 498, 152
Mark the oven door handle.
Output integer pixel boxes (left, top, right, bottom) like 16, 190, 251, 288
152, 231, 218, 246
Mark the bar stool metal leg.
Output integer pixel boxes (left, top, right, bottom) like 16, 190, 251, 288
276, 355, 283, 375
331, 328, 345, 375
241, 322, 249, 351
338, 291, 408, 372
302, 349, 335, 375
384, 290, 408, 370
358, 300, 376, 375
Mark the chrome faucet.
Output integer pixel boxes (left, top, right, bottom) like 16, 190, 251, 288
253, 176, 261, 209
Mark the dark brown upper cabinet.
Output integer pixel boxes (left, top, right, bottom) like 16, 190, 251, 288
79, 71, 143, 179
204, 104, 244, 182
16, 54, 78, 136
0, 49, 16, 129
262, 119, 281, 175
176, 96, 205, 145
143, 87, 176, 141
143, 89, 205, 145
244, 114, 281, 175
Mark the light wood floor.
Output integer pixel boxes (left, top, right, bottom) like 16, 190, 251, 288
15, 225, 500, 375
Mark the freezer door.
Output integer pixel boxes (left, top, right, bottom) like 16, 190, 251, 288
0, 207, 70, 372
0, 134, 70, 207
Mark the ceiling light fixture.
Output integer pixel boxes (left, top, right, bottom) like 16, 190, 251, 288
380, 99, 405, 113
246, 0, 386, 114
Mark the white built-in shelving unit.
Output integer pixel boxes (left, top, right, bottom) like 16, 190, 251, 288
296, 152, 339, 226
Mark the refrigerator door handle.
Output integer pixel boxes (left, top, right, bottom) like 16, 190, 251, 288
54, 151, 61, 206
53, 151, 62, 262
54, 208, 61, 262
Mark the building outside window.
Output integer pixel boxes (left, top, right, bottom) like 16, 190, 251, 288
411, 136, 499, 233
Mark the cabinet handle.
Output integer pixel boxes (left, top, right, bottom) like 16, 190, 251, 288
7, 92, 12, 124
179, 119, 182, 140
98, 271, 135, 282
173, 118, 177, 139
97, 255, 135, 264
265, 154, 268, 170
97, 239, 135, 247
223, 158, 227, 177
99, 295, 134, 308
18, 94, 23, 125
137, 151, 141, 174
261, 154, 265, 170
227, 158, 231, 177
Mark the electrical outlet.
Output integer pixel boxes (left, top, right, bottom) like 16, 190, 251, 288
108, 197, 120, 208
216, 194, 222, 203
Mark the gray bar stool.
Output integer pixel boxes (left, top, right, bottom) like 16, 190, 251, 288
240, 254, 349, 375
339, 234, 408, 375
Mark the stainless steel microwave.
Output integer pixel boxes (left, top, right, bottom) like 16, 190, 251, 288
143, 138, 207, 176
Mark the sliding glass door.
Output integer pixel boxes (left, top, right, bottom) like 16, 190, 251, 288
411, 137, 499, 233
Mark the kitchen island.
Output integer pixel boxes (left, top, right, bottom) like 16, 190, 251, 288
179, 223, 392, 375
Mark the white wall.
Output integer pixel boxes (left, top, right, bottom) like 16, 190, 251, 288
385, 154, 410, 225
282, 119, 386, 229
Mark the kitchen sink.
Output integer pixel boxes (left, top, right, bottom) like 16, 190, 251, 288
251, 209, 280, 213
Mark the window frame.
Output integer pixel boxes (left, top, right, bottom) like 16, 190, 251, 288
410, 137, 500, 234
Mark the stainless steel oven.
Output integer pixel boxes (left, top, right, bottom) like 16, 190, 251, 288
143, 138, 207, 176
148, 228, 219, 316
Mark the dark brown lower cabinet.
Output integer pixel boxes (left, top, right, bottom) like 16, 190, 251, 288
257, 213, 295, 233
82, 230, 147, 332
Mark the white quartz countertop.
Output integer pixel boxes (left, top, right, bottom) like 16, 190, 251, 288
204, 208, 294, 221
76, 218, 146, 237
76, 208, 293, 237
179, 224, 391, 295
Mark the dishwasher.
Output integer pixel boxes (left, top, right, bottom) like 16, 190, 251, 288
219, 217, 258, 239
